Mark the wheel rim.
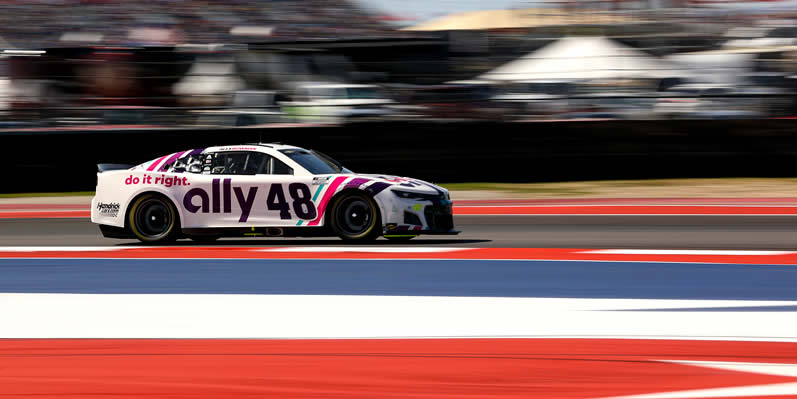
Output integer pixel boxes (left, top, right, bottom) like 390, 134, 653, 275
134, 198, 172, 238
336, 197, 373, 235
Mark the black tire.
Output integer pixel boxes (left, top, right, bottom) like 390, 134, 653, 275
127, 193, 179, 244
328, 192, 381, 241
189, 235, 221, 244
385, 235, 416, 242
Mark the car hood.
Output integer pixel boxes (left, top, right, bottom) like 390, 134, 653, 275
357, 174, 449, 197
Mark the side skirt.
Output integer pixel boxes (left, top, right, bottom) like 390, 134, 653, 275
181, 226, 330, 238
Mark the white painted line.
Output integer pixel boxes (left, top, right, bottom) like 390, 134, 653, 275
257, 247, 472, 253
581, 249, 796, 256
1, 294, 795, 339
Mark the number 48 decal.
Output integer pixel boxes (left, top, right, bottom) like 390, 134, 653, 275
267, 183, 317, 220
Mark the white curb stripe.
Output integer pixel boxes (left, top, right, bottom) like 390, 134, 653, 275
1, 294, 795, 339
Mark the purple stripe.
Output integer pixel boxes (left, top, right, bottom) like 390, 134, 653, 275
365, 182, 391, 196
343, 178, 371, 190
188, 148, 205, 156
158, 150, 188, 171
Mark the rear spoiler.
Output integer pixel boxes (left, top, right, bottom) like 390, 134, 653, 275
97, 163, 134, 173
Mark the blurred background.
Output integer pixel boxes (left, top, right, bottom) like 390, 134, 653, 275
4, 0, 797, 127
7, 0, 797, 192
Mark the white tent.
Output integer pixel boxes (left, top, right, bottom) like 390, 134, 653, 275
479, 36, 679, 82
664, 51, 755, 84
173, 57, 245, 97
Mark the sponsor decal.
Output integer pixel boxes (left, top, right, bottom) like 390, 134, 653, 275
125, 174, 190, 188
96, 202, 120, 218
312, 176, 331, 185
217, 146, 258, 151
379, 176, 409, 183
182, 179, 316, 223
379, 176, 423, 188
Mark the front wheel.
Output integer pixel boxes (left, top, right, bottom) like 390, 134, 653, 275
328, 192, 381, 241
128, 193, 179, 244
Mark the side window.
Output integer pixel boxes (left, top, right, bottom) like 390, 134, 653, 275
211, 152, 268, 175
170, 153, 207, 174
206, 151, 293, 175
271, 158, 293, 175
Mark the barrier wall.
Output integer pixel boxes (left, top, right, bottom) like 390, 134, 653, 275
2, 120, 797, 193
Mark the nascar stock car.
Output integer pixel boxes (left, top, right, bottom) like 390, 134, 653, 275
91, 143, 457, 243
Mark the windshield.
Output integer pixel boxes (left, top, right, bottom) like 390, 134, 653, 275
280, 149, 344, 174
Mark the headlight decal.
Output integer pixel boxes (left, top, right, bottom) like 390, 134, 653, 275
365, 182, 391, 196
391, 189, 445, 201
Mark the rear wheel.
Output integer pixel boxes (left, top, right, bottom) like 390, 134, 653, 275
329, 192, 381, 241
128, 193, 179, 244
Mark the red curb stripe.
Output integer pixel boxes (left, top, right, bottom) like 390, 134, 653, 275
1, 338, 795, 399
2, 247, 797, 265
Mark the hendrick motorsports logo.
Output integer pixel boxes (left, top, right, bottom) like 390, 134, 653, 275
312, 176, 331, 185
96, 202, 120, 217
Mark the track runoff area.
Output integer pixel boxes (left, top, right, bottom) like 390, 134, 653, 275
2, 199, 797, 398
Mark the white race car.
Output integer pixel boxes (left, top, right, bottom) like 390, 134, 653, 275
91, 143, 457, 243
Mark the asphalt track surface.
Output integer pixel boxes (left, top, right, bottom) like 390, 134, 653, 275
3, 212, 797, 398
3, 214, 797, 249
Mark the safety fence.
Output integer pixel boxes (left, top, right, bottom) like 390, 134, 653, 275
4, 119, 797, 193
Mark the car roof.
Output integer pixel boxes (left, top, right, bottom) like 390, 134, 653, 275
206, 143, 306, 153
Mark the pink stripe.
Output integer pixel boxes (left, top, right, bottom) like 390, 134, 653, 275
308, 176, 348, 226
146, 154, 170, 172
158, 151, 188, 171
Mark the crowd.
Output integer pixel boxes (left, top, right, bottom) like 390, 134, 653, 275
0, 0, 392, 48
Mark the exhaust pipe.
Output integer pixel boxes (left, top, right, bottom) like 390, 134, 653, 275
266, 227, 284, 237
